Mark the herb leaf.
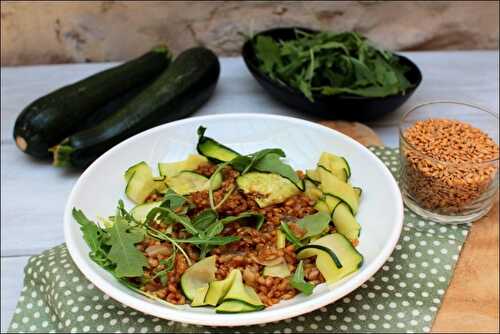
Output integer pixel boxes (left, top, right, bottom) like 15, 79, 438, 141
73, 208, 104, 256
289, 260, 314, 295
192, 209, 218, 231
153, 248, 176, 286
253, 153, 303, 190
146, 207, 198, 235
254, 36, 282, 74
173, 235, 240, 246
280, 221, 303, 248
161, 189, 189, 210
73, 208, 112, 268
117, 200, 139, 225
296, 212, 331, 239
229, 148, 285, 173
204, 221, 224, 238
253, 31, 413, 101
106, 220, 148, 278
219, 212, 265, 230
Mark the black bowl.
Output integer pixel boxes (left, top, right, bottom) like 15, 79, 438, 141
242, 27, 422, 121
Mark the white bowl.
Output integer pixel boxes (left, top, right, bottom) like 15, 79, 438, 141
64, 113, 403, 327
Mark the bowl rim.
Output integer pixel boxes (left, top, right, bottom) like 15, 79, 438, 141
242, 26, 423, 102
64, 113, 404, 327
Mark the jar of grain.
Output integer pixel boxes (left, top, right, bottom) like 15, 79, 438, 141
399, 101, 499, 223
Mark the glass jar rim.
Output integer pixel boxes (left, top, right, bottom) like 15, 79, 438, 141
399, 100, 500, 165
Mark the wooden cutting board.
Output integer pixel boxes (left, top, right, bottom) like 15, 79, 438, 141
320, 121, 500, 333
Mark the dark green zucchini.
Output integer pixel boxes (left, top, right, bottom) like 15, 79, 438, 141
77, 81, 153, 131
14, 46, 171, 159
196, 126, 240, 162
296, 244, 343, 269
52, 47, 220, 168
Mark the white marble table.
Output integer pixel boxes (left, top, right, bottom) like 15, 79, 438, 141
1, 52, 498, 331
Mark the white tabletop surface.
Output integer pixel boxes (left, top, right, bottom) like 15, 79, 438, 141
1, 52, 499, 331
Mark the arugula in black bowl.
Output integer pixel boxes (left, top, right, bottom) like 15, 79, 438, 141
242, 28, 422, 121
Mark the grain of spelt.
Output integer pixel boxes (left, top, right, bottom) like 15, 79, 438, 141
401, 119, 499, 213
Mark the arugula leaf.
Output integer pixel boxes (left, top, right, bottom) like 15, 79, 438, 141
172, 235, 240, 246
116, 200, 140, 226
280, 221, 303, 248
73, 208, 112, 268
219, 212, 265, 230
228, 155, 252, 172
161, 189, 188, 210
192, 209, 218, 231
243, 148, 286, 173
253, 153, 303, 190
106, 220, 148, 278
145, 226, 192, 266
204, 221, 224, 238
191, 210, 223, 259
253, 31, 413, 101
254, 36, 282, 75
73, 208, 104, 255
229, 148, 285, 173
146, 207, 198, 235
296, 212, 331, 239
289, 260, 314, 295
153, 248, 176, 286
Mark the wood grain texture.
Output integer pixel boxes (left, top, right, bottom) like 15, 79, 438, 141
320, 122, 500, 333
432, 194, 499, 333
319, 120, 384, 146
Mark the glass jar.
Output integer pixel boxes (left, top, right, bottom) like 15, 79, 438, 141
399, 101, 499, 223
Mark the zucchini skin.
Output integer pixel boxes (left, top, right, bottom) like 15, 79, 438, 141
54, 47, 221, 168
14, 47, 171, 158
77, 81, 153, 131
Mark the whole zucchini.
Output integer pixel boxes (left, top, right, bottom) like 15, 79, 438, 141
52, 47, 221, 168
14, 46, 171, 158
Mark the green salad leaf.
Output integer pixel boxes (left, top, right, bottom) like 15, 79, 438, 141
73, 205, 148, 278
280, 221, 303, 248
203, 221, 225, 239
106, 219, 148, 278
73, 208, 104, 256
161, 189, 189, 210
253, 31, 413, 101
173, 235, 240, 246
289, 260, 314, 295
219, 212, 265, 230
192, 209, 218, 230
228, 148, 284, 173
153, 248, 176, 286
296, 212, 331, 239
73, 208, 112, 269
255, 35, 282, 74
253, 153, 303, 190
145, 207, 199, 235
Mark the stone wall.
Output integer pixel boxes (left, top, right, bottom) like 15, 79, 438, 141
1, 1, 498, 66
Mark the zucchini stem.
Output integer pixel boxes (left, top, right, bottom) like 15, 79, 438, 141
50, 142, 75, 168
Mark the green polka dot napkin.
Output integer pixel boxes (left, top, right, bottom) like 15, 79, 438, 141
8, 147, 471, 333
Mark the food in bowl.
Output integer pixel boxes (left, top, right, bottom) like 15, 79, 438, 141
400, 118, 499, 215
252, 29, 414, 101
73, 126, 364, 313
